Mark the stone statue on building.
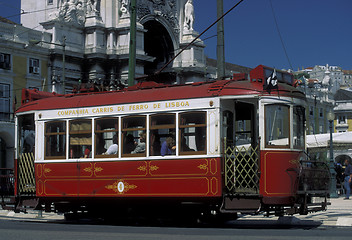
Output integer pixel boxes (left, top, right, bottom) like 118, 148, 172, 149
76, 1, 85, 25
59, 0, 78, 23
87, 0, 101, 16
51, 0, 85, 25
120, 0, 130, 17
184, 0, 194, 31
58, 0, 66, 9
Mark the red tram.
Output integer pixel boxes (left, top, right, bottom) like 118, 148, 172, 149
9, 65, 329, 220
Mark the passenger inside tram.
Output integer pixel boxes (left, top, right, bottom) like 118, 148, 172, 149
160, 136, 176, 156
131, 132, 146, 154
105, 134, 118, 155
83, 146, 91, 158
123, 134, 135, 154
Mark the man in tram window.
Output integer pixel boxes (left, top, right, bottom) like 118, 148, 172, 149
124, 134, 135, 154
150, 131, 161, 156
131, 132, 146, 154
105, 134, 118, 155
84, 146, 91, 158
161, 136, 176, 156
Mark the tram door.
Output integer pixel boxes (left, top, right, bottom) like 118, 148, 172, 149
16, 114, 36, 196
223, 100, 260, 195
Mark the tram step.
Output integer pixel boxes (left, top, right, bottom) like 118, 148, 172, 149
220, 197, 260, 213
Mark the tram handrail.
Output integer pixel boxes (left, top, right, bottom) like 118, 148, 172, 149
297, 151, 330, 193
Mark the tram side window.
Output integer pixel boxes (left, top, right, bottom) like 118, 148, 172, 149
45, 121, 66, 159
95, 118, 119, 158
69, 119, 92, 158
122, 115, 146, 157
293, 106, 305, 149
265, 105, 290, 147
179, 111, 206, 155
150, 113, 176, 156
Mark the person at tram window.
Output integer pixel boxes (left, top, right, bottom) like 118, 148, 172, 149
151, 131, 161, 156
131, 132, 146, 154
84, 146, 91, 158
124, 134, 135, 154
161, 136, 176, 156
105, 134, 118, 155
343, 157, 352, 200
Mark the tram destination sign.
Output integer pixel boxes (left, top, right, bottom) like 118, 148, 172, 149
36, 98, 219, 120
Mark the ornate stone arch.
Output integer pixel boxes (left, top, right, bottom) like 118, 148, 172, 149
139, 15, 179, 75
139, 14, 179, 52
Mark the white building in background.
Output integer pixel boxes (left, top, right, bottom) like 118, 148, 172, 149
295, 65, 335, 135
19, 0, 208, 93
342, 70, 352, 89
309, 64, 343, 95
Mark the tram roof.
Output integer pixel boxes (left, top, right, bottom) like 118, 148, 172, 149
16, 79, 305, 113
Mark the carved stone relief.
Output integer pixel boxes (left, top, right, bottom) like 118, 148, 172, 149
50, 0, 101, 26
137, 0, 179, 34
119, 0, 130, 18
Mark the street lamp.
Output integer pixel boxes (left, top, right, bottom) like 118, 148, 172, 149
327, 108, 338, 198
27, 36, 66, 94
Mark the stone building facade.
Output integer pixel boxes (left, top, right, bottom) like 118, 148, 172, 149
334, 89, 352, 133
20, 0, 207, 93
0, 18, 51, 168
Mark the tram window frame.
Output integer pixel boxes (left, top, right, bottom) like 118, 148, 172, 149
179, 111, 207, 155
234, 102, 254, 147
264, 104, 290, 148
150, 113, 176, 156
69, 119, 92, 158
293, 106, 305, 149
44, 121, 66, 160
121, 115, 146, 157
94, 117, 119, 158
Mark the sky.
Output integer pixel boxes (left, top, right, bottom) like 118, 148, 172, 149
1, 0, 351, 71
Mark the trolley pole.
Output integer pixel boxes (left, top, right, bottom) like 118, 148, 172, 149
217, 0, 225, 80
62, 36, 66, 94
128, 0, 137, 87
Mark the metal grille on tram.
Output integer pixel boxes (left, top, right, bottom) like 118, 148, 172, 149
224, 140, 260, 195
18, 152, 36, 195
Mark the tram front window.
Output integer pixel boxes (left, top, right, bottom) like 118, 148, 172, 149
265, 105, 290, 147
293, 106, 305, 149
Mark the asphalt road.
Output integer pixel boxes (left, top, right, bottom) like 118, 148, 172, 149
0, 219, 351, 240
